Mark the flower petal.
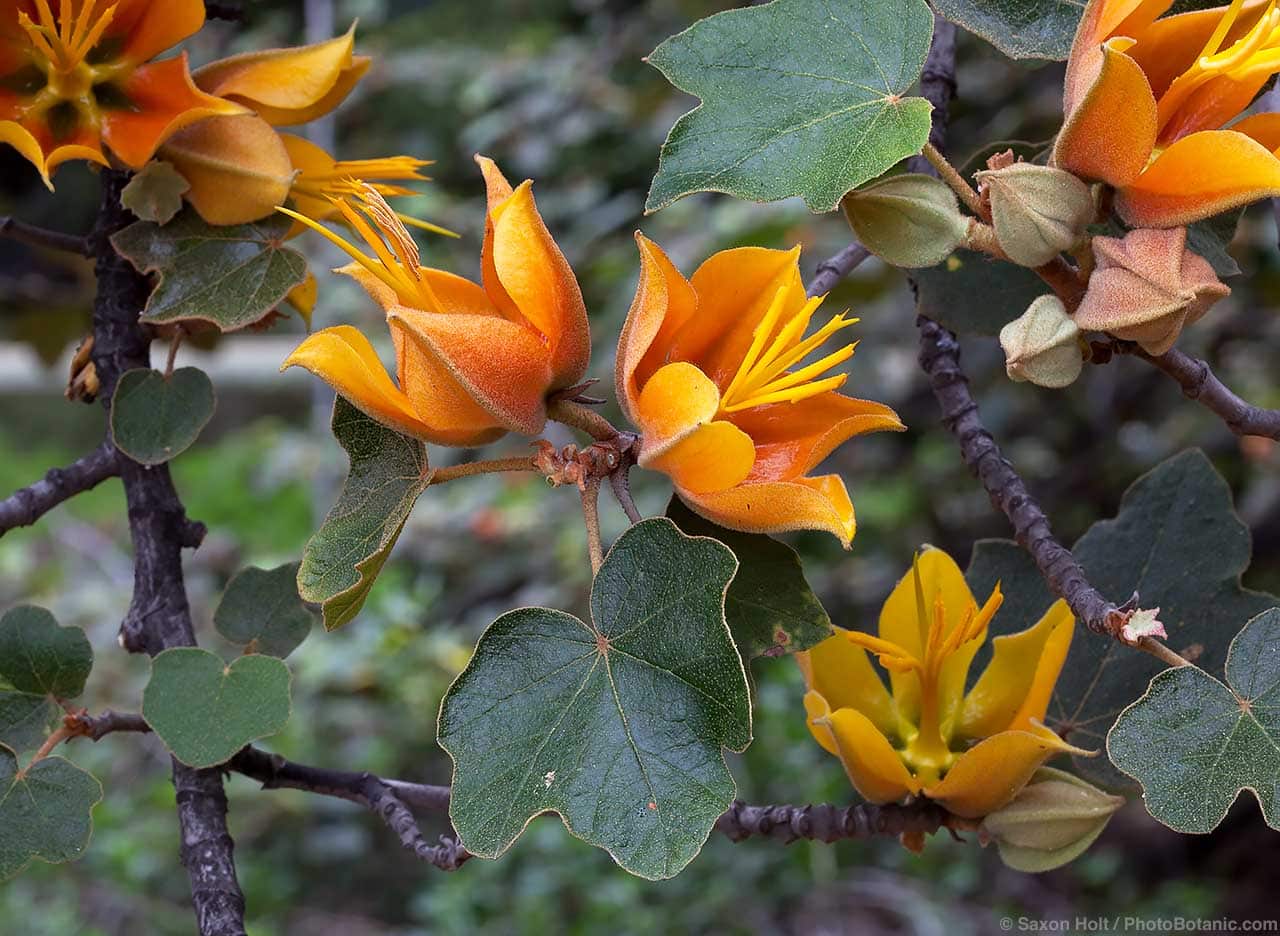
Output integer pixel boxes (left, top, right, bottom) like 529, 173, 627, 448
0, 120, 58, 187
805, 691, 919, 804
194, 26, 369, 126
1055, 40, 1157, 187
102, 55, 249, 169
113, 0, 207, 64
281, 325, 445, 440
680, 473, 857, 547
924, 727, 1090, 818
797, 629, 896, 736
616, 233, 698, 426
957, 599, 1075, 740
1117, 129, 1280, 227
634, 361, 720, 450
728, 391, 904, 482
160, 114, 294, 225
1126, 0, 1270, 99
648, 421, 756, 496
478, 157, 589, 390
1229, 111, 1280, 151
1159, 72, 1271, 146
387, 307, 554, 438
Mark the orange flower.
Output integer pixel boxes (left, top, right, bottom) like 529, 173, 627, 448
1055, 0, 1280, 227
0, 0, 243, 186
616, 235, 903, 547
281, 158, 590, 447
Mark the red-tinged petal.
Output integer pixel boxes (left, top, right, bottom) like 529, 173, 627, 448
680, 473, 857, 547
1159, 72, 1271, 145
101, 54, 248, 168
194, 26, 368, 125
160, 114, 294, 225
805, 691, 920, 804
1117, 129, 1280, 226
281, 325, 447, 441
1126, 0, 1270, 98
1055, 41, 1157, 187
615, 232, 698, 425
797, 630, 896, 737
1230, 111, 1280, 151
728, 391, 904, 482
387, 307, 554, 438
924, 727, 1091, 818
111, 0, 207, 64
669, 245, 805, 388
484, 172, 590, 389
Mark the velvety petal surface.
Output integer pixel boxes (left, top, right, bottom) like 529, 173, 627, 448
680, 474, 857, 547
161, 114, 294, 225
923, 727, 1088, 818
1055, 41, 1158, 187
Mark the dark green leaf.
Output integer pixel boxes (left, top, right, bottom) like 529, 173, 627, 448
667, 498, 833, 659
111, 208, 307, 332
110, 367, 216, 466
142, 648, 291, 769
932, 0, 1083, 60
914, 249, 1048, 335
646, 0, 935, 213
0, 606, 92, 698
299, 398, 431, 631
439, 518, 750, 880
1186, 209, 1243, 278
967, 450, 1277, 788
0, 692, 59, 754
120, 161, 190, 225
1108, 608, 1280, 833
0, 744, 102, 880
214, 563, 315, 659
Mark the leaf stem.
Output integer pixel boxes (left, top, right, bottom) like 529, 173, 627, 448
922, 142, 985, 218
19, 724, 76, 777
580, 476, 605, 574
548, 399, 620, 442
1136, 636, 1193, 669
164, 327, 184, 379
430, 456, 537, 485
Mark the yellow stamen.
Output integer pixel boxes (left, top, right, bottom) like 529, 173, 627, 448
290, 160, 460, 240
20, 0, 117, 73
1198, 0, 1248, 59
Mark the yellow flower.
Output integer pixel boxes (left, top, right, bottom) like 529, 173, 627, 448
615, 235, 903, 547
281, 157, 590, 447
797, 548, 1086, 818
1055, 0, 1280, 226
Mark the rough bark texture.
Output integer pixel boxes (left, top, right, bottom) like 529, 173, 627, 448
0, 441, 119, 537
90, 170, 247, 936
714, 800, 953, 844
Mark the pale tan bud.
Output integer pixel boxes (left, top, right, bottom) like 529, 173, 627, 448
999, 295, 1083, 389
981, 768, 1124, 873
976, 163, 1095, 268
841, 174, 969, 269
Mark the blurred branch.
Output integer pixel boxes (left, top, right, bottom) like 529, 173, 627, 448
1108, 342, 1280, 441
806, 242, 871, 298
0, 215, 90, 256
204, 2, 243, 21
0, 440, 119, 538
715, 799, 962, 844
91, 170, 245, 936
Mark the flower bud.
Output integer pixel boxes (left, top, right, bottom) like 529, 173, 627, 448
999, 295, 1083, 389
981, 767, 1124, 872
1073, 227, 1230, 355
841, 174, 969, 269
976, 163, 1095, 268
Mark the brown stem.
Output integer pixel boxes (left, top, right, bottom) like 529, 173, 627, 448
806, 242, 871, 298
431, 456, 537, 485
0, 214, 91, 256
1034, 255, 1088, 311
164, 328, 185, 379
1137, 637, 1192, 669
0, 440, 119, 539
715, 799, 956, 844
922, 142, 985, 218
19, 725, 75, 776
580, 477, 605, 574
548, 399, 620, 442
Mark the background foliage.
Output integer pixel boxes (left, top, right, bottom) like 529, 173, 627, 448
1, 0, 1278, 932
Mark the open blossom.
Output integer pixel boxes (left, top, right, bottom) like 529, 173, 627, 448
798, 548, 1086, 818
0, 0, 242, 186
616, 235, 903, 547
281, 157, 590, 447
1054, 0, 1280, 227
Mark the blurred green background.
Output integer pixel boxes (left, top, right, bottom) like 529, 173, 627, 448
1, 1, 1279, 933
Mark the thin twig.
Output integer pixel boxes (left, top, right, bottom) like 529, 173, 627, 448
806, 242, 872, 298
0, 440, 119, 538
0, 215, 91, 256
164, 328, 185, 379
431, 456, 538, 485
714, 799, 961, 844
609, 468, 643, 524
580, 477, 605, 574
922, 142, 985, 217
547, 399, 621, 442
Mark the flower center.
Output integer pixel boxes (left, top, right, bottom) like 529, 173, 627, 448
845, 558, 1003, 784
1155, 0, 1280, 137
717, 286, 858, 415
19, 0, 118, 76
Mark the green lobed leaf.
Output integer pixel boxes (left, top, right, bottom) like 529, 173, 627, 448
666, 498, 833, 660
1185, 210, 1243, 279
0, 606, 93, 698
110, 367, 216, 466
110, 207, 307, 332
0, 745, 103, 880
214, 563, 315, 659
0, 692, 59, 754
438, 518, 751, 880
914, 249, 1049, 336
299, 398, 432, 631
120, 161, 190, 225
646, 0, 935, 213
967, 450, 1277, 788
142, 648, 292, 769
1108, 608, 1280, 833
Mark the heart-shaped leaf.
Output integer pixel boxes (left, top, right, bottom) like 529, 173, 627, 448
646, 0, 935, 213
0, 606, 92, 699
439, 518, 750, 880
110, 367, 216, 466
0, 744, 102, 880
667, 498, 832, 660
215, 563, 315, 659
111, 207, 307, 332
120, 161, 190, 225
0, 693, 59, 754
967, 450, 1277, 788
142, 648, 291, 768
1108, 608, 1280, 833
299, 398, 432, 631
